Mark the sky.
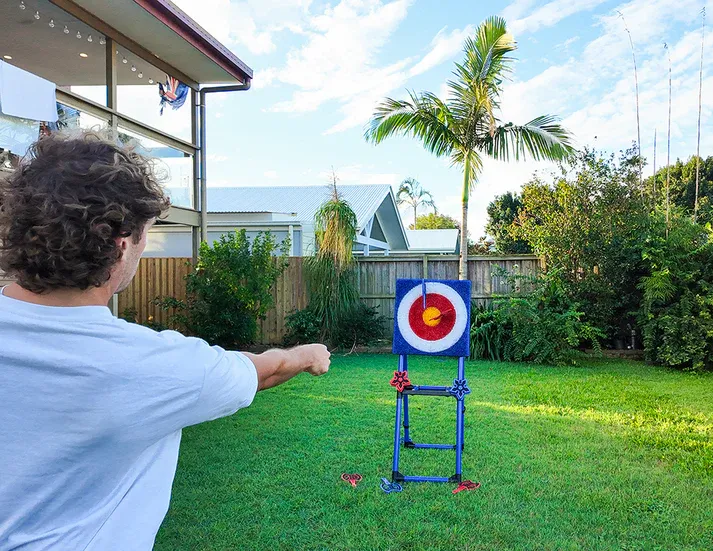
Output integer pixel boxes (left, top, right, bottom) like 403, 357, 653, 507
169, 0, 712, 235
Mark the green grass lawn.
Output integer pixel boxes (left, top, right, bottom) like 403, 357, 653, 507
155, 355, 713, 551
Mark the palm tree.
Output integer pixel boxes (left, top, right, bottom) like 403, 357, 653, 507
305, 170, 360, 342
396, 177, 436, 227
365, 16, 575, 279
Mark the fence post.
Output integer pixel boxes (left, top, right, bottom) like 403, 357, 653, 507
422, 255, 428, 278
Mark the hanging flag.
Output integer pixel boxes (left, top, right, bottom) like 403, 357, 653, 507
158, 76, 188, 115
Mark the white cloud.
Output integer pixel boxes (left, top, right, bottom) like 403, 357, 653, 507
507, 0, 609, 36
262, 0, 476, 134
263, 170, 279, 179
409, 25, 475, 77
172, 0, 313, 56
320, 164, 402, 187
208, 154, 229, 162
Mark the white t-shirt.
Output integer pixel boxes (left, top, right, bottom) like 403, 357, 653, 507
0, 288, 258, 551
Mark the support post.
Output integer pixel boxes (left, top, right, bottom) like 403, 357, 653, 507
391, 354, 407, 480
454, 356, 466, 481
403, 394, 411, 445
198, 81, 252, 244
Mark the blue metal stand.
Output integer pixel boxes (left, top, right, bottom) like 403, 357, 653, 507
391, 355, 469, 484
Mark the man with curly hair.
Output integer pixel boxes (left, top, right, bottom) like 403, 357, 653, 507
0, 131, 330, 551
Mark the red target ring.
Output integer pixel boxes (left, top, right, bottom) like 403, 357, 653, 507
408, 293, 456, 341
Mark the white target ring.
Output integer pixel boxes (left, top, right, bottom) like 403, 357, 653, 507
396, 282, 468, 353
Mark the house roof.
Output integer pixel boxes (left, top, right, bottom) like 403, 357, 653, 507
405, 229, 460, 253
208, 184, 410, 251
209, 185, 390, 230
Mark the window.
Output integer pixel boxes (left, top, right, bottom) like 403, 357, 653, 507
119, 127, 194, 209
116, 46, 192, 143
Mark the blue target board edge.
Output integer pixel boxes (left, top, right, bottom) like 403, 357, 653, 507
392, 278, 472, 357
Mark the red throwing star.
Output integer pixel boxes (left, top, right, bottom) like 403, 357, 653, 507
389, 370, 412, 392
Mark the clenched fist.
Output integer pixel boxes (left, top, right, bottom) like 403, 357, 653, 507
299, 344, 331, 376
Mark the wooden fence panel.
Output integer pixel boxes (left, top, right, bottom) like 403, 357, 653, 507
117, 257, 191, 326
118, 255, 541, 344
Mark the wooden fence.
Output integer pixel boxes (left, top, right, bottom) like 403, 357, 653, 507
117, 255, 541, 344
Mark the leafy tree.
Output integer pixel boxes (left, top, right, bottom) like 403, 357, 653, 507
366, 16, 574, 280
485, 192, 532, 253
646, 155, 713, 225
397, 178, 436, 227
156, 230, 289, 348
412, 212, 460, 230
512, 148, 650, 344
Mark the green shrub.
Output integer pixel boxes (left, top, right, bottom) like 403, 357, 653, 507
119, 307, 168, 332
469, 302, 511, 361
283, 308, 321, 346
330, 302, 385, 349
638, 214, 713, 372
284, 303, 385, 349
155, 230, 289, 349
470, 270, 603, 365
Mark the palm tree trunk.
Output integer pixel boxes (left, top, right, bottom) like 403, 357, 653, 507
459, 156, 471, 280
695, 8, 705, 222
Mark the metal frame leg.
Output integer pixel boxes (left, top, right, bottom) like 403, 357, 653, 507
454, 356, 466, 482
403, 394, 412, 445
391, 355, 407, 481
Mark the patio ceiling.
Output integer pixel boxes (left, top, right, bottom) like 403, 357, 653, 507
0, 0, 251, 89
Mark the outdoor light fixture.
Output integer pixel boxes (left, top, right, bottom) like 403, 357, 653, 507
76, 31, 81, 39
79, 53, 88, 58
19, 1, 26, 10
48, 19, 54, 28
87, 35, 93, 43
131, 65, 136, 72
63, 25, 69, 34
138, 72, 143, 78
3, 55, 12, 60
99, 36, 106, 45
33, 10, 40, 19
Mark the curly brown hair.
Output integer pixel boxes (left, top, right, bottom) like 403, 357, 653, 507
0, 131, 170, 293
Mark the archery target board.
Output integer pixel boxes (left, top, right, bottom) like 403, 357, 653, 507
392, 279, 471, 357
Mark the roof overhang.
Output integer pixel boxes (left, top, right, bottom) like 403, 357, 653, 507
51, 0, 252, 87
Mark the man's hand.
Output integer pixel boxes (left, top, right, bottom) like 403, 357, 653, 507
245, 344, 330, 391
300, 344, 331, 376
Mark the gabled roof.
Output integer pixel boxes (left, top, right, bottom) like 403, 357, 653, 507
405, 229, 460, 253
209, 185, 390, 230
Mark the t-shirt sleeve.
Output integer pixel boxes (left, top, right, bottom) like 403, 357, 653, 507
118, 327, 258, 442
192, 348, 258, 423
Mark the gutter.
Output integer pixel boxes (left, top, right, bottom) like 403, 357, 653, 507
198, 81, 252, 241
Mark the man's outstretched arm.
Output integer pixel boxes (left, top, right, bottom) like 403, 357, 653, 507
243, 344, 330, 391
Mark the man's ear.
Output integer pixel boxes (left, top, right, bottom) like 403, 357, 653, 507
116, 236, 129, 252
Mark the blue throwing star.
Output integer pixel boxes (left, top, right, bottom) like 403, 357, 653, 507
380, 478, 403, 494
448, 378, 471, 400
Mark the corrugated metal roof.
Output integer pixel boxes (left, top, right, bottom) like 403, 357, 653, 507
208, 185, 393, 230
405, 229, 459, 252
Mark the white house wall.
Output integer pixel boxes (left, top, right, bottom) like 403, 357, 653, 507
146, 226, 301, 257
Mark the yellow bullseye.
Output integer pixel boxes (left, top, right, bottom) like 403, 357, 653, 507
422, 306, 442, 327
